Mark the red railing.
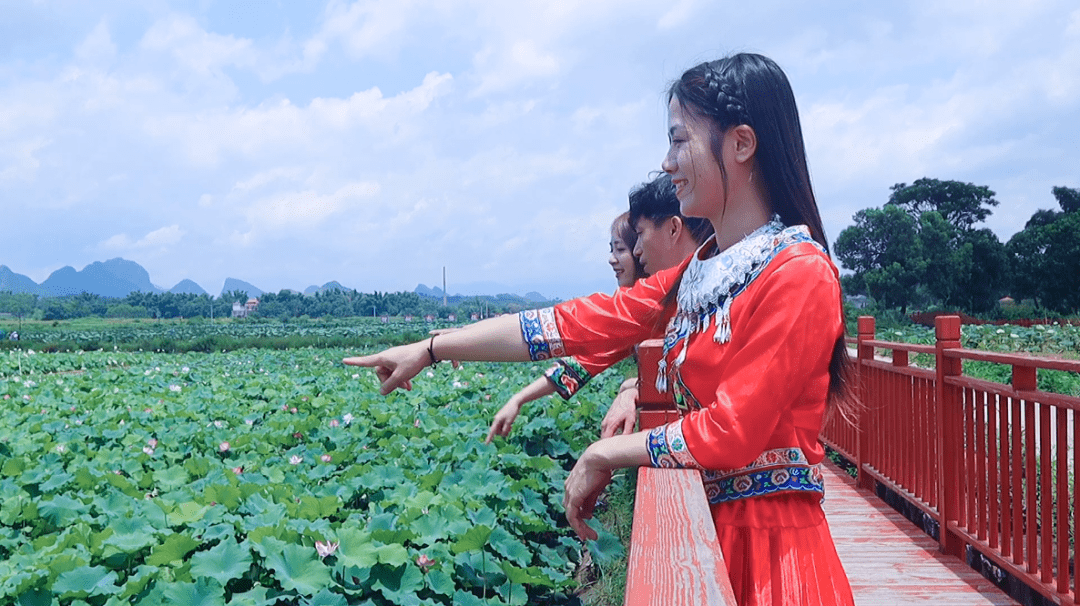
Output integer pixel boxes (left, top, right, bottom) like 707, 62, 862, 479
822, 315, 1080, 604
625, 340, 737, 605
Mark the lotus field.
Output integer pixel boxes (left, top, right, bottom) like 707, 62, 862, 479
0, 340, 623, 605
870, 322, 1080, 395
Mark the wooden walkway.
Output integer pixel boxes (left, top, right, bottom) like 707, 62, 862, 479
821, 460, 1019, 605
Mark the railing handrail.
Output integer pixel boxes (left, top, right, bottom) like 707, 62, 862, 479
942, 346, 1080, 372
860, 339, 937, 355
625, 339, 737, 606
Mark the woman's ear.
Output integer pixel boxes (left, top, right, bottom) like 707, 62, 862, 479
731, 124, 757, 164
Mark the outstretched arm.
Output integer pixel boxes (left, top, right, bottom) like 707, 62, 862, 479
485, 377, 557, 443
344, 314, 529, 395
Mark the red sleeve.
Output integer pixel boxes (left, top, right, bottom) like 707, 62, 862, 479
549, 258, 688, 367
665, 249, 842, 470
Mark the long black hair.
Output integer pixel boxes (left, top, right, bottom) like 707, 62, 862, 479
667, 53, 854, 417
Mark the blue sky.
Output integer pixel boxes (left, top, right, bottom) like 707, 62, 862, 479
2, 1, 1077, 299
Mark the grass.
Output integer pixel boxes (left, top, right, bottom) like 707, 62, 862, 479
577, 470, 636, 605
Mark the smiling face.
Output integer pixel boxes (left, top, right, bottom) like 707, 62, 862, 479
608, 228, 638, 288
662, 97, 728, 222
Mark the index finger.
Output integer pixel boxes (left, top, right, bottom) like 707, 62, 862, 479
343, 355, 377, 367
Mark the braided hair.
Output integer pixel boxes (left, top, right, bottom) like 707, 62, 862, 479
667, 53, 854, 415
668, 53, 829, 254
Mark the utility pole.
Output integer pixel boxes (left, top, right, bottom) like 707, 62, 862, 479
442, 266, 447, 307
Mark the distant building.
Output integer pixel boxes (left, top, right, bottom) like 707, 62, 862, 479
232, 297, 259, 318
845, 294, 869, 309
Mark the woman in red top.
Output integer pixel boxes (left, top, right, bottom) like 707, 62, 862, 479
346, 53, 855, 605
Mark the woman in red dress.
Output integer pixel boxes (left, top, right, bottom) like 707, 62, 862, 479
346, 52, 855, 605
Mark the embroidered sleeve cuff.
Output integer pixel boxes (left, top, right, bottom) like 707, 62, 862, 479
519, 308, 567, 361
543, 358, 593, 400
646, 421, 704, 469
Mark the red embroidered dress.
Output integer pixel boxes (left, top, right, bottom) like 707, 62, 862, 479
519, 220, 854, 605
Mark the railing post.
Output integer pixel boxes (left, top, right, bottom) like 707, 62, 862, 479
635, 339, 678, 430
856, 316, 875, 490
935, 315, 964, 557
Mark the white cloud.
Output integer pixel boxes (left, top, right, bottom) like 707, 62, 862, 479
142, 71, 452, 166
100, 225, 185, 252
74, 20, 117, 67
244, 181, 381, 232
311, 0, 420, 61
657, 0, 697, 30
0, 136, 49, 182
140, 14, 256, 77
471, 39, 562, 96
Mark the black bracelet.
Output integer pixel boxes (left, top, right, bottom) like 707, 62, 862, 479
427, 335, 438, 368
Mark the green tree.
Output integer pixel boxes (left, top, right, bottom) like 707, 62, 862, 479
1007, 186, 1080, 313
834, 205, 924, 312
838, 178, 1009, 314
888, 178, 999, 230
951, 228, 1009, 313
0, 292, 37, 329
1052, 185, 1080, 213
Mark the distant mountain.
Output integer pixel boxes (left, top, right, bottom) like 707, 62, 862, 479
220, 278, 263, 299
414, 284, 444, 297
169, 279, 208, 295
415, 282, 553, 303
304, 281, 352, 295
0, 265, 41, 295
42, 258, 160, 298
1, 259, 566, 302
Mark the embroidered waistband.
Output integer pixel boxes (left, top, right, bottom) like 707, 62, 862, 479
700, 447, 824, 505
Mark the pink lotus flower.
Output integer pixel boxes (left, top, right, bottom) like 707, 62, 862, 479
329, 419, 339, 428
315, 540, 339, 559
290, 407, 298, 414
414, 418, 421, 428
232, 466, 244, 474
142, 447, 154, 456
417, 553, 435, 572
342, 413, 354, 425
289, 455, 303, 465
219, 441, 230, 452
148, 438, 158, 448
321, 454, 332, 463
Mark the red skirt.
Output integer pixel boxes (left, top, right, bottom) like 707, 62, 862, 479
712, 493, 854, 606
